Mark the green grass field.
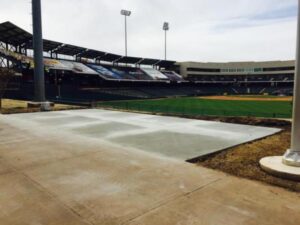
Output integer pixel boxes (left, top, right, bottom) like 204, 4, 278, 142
97, 97, 293, 119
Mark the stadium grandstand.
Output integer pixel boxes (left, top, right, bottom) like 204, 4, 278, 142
177, 61, 295, 96
0, 21, 295, 104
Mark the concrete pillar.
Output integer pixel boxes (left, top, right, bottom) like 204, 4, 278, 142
282, 0, 300, 167
260, 1, 300, 180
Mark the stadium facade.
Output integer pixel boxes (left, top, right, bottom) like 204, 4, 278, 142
0, 21, 295, 103
177, 60, 294, 81
175, 61, 295, 96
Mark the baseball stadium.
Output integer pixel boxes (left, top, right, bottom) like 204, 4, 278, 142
0, 1, 300, 225
0, 22, 295, 117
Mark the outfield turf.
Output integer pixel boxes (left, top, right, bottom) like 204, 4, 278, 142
98, 97, 293, 119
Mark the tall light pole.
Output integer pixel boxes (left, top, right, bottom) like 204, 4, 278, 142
163, 22, 169, 60
120, 9, 131, 57
32, 0, 45, 103
260, 0, 300, 180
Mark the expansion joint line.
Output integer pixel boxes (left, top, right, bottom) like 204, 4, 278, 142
8, 164, 96, 225
122, 178, 223, 225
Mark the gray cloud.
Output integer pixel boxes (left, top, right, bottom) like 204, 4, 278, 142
0, 0, 298, 62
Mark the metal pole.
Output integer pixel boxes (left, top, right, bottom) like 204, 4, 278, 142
32, 0, 45, 102
165, 30, 167, 60
283, 0, 300, 167
125, 15, 127, 57
5, 43, 9, 68
163, 22, 169, 61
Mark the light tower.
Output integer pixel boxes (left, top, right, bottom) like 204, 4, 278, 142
120, 9, 132, 57
260, 1, 300, 180
163, 22, 169, 60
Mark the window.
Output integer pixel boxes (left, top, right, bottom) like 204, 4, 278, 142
263, 67, 294, 72
187, 68, 221, 73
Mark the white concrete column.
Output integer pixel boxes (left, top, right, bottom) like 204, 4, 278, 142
282, 0, 300, 167
260, 2, 300, 180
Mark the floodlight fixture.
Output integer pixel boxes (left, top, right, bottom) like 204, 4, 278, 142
121, 10, 131, 16
163, 22, 169, 31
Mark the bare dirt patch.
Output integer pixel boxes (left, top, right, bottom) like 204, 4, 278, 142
0, 99, 84, 114
200, 95, 293, 102
197, 118, 300, 192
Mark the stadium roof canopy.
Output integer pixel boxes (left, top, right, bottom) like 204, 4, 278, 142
0, 21, 32, 46
115, 56, 142, 64
53, 44, 86, 56
78, 49, 106, 59
25, 39, 63, 52
99, 53, 122, 62
0, 21, 176, 66
156, 60, 177, 68
138, 58, 161, 65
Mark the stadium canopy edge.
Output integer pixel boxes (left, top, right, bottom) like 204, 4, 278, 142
0, 21, 176, 67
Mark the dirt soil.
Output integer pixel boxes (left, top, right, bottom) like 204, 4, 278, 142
0, 99, 84, 114
197, 117, 300, 192
200, 95, 293, 102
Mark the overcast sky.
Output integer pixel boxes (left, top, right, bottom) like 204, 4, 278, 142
0, 0, 298, 62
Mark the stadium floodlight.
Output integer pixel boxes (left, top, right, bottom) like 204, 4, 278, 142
120, 9, 132, 57
121, 9, 131, 16
163, 22, 169, 60
260, 0, 300, 179
163, 22, 169, 31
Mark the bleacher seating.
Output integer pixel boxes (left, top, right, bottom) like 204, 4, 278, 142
161, 71, 185, 82
103, 65, 154, 80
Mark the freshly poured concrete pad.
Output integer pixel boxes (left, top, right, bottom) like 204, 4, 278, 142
3, 109, 280, 161
0, 110, 299, 225
74, 122, 143, 138
112, 131, 234, 159
260, 156, 300, 181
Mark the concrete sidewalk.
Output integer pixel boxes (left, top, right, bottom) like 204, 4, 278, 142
0, 111, 299, 225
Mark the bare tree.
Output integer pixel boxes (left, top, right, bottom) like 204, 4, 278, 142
0, 68, 14, 110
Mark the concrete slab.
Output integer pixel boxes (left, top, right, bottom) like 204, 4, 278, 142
1, 109, 280, 161
0, 158, 14, 175
36, 115, 97, 126
23, 152, 221, 225
127, 176, 300, 225
0, 110, 299, 225
73, 121, 143, 138
112, 131, 234, 159
0, 173, 88, 225
260, 156, 300, 181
